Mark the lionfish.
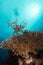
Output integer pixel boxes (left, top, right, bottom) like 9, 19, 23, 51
7, 19, 27, 36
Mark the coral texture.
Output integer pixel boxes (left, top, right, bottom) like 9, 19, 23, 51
1, 31, 43, 60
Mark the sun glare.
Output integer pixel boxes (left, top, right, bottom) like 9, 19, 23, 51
25, 3, 41, 19
30, 4, 40, 17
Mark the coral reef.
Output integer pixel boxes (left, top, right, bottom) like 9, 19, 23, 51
0, 30, 43, 65
5, 50, 43, 65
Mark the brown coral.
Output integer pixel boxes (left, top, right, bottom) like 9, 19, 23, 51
1, 31, 43, 60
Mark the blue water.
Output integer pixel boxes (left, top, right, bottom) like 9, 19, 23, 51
0, 0, 43, 42
0, 0, 43, 63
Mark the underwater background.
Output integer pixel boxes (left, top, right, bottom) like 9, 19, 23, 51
0, 0, 43, 64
